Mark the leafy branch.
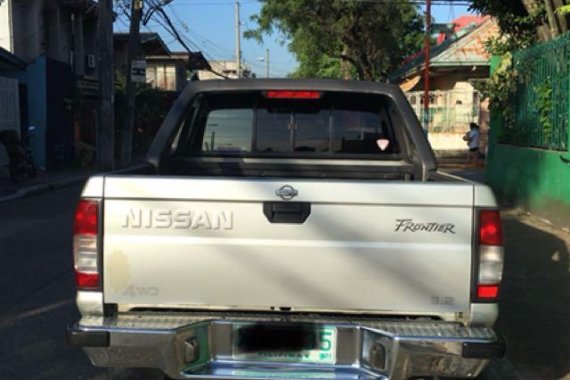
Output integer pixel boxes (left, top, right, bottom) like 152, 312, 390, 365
535, 80, 553, 140
557, 5, 570, 15
478, 52, 517, 128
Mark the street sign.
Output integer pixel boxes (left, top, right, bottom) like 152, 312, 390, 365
131, 60, 147, 83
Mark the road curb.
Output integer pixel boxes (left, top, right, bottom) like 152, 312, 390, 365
0, 176, 89, 204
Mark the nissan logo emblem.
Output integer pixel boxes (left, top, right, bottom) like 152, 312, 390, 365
275, 185, 298, 201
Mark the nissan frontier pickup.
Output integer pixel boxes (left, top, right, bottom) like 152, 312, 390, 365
68, 80, 505, 380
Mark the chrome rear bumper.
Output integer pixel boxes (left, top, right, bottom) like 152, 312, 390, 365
68, 312, 504, 380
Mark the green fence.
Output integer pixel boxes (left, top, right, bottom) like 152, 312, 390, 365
500, 33, 570, 151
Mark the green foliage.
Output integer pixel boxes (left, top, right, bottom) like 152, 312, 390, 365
558, 5, 570, 15
469, 0, 544, 48
245, 0, 424, 81
470, 1, 545, 133
290, 54, 343, 79
535, 80, 553, 139
114, 70, 178, 155
478, 53, 517, 129
481, 55, 554, 140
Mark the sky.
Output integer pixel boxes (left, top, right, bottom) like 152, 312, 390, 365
115, 1, 474, 78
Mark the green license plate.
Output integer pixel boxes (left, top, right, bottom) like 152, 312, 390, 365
233, 324, 337, 364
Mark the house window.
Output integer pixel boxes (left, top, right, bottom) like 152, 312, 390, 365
156, 65, 176, 91
147, 66, 157, 87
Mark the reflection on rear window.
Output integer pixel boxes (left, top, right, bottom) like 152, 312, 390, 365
189, 92, 401, 157
203, 109, 253, 152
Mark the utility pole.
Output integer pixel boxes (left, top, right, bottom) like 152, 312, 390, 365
265, 48, 270, 78
423, 0, 432, 136
97, 0, 115, 170
235, 0, 241, 78
122, 0, 143, 168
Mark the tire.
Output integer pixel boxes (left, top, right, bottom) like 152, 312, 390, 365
106, 368, 167, 380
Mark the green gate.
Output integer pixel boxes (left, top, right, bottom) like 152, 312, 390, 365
500, 33, 570, 151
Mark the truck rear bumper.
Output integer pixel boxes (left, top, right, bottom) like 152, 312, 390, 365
68, 312, 504, 380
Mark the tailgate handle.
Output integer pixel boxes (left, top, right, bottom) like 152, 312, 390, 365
263, 202, 311, 224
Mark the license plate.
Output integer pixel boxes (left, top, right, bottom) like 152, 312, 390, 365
233, 324, 337, 364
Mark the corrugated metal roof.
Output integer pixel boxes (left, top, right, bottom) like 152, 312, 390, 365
433, 18, 499, 65
389, 18, 499, 83
114, 32, 171, 56
0, 47, 26, 70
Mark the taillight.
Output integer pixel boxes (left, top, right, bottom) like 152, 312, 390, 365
479, 210, 503, 245
73, 199, 100, 290
475, 210, 504, 301
264, 90, 322, 99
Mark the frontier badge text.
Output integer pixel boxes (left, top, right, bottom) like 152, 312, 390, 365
395, 219, 456, 234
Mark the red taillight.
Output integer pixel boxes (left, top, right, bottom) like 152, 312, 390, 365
74, 200, 99, 236
475, 209, 504, 302
265, 90, 322, 99
75, 272, 100, 289
477, 284, 499, 299
479, 210, 503, 245
74, 199, 100, 290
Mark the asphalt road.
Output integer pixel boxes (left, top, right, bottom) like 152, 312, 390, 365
1, 180, 568, 380
0, 185, 105, 380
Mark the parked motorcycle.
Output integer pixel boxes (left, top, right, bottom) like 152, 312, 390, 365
0, 130, 37, 183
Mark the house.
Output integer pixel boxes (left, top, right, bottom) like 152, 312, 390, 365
0, 47, 26, 173
0, 46, 25, 135
114, 32, 170, 82
114, 33, 209, 92
197, 60, 253, 80
0, 0, 99, 170
146, 51, 209, 92
389, 16, 500, 156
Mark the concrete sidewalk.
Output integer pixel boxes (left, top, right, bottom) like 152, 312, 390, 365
438, 158, 487, 183
0, 167, 96, 203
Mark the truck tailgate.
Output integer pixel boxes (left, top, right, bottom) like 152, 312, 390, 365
102, 176, 474, 315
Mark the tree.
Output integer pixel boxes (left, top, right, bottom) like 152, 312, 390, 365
469, 0, 569, 46
245, 0, 424, 81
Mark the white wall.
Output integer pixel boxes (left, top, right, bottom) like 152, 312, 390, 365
0, 0, 13, 52
428, 133, 469, 152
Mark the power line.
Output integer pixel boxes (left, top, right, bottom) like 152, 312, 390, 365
146, 0, 232, 78
165, 0, 292, 76
158, 1, 289, 76
165, 2, 237, 59
172, 0, 470, 5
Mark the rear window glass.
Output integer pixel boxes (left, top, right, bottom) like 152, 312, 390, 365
203, 109, 253, 153
182, 92, 402, 157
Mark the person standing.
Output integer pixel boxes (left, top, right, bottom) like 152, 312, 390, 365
463, 122, 480, 167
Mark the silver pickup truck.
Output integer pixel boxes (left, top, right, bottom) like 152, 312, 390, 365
68, 80, 505, 380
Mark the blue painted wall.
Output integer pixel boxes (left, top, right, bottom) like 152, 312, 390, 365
24, 56, 47, 170
0, 56, 48, 169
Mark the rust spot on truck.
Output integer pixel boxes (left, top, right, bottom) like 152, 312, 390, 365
108, 250, 130, 293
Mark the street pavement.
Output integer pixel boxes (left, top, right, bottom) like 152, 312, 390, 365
0, 185, 105, 380
0, 169, 569, 379
488, 209, 570, 380
0, 168, 94, 203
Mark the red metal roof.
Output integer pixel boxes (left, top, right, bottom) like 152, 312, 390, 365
438, 15, 490, 44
